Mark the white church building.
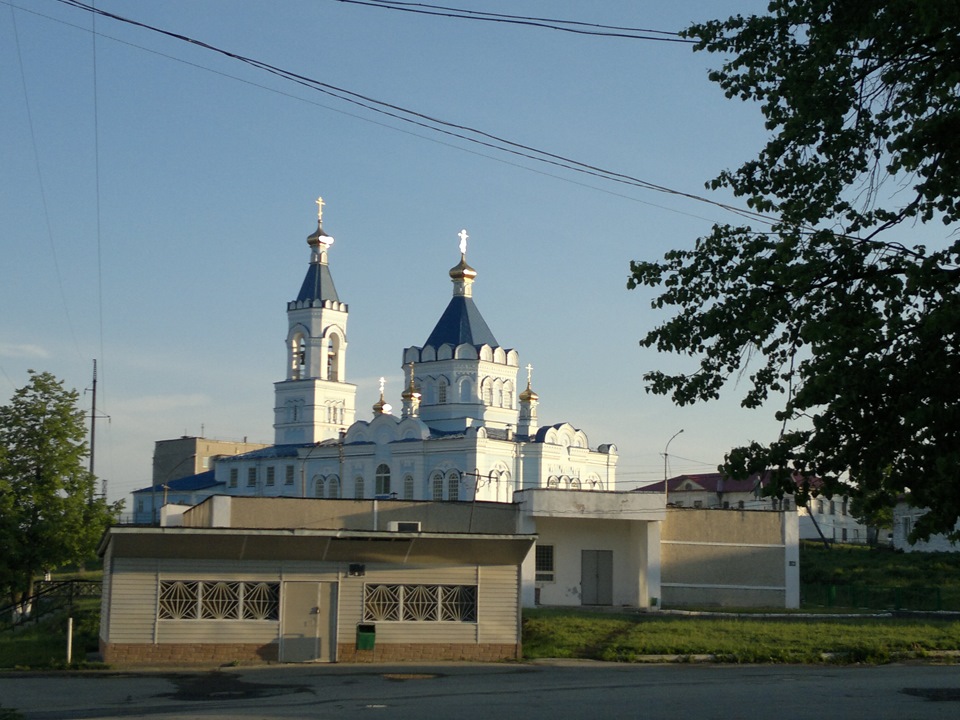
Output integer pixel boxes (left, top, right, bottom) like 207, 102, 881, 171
219, 203, 619, 507
129, 200, 798, 614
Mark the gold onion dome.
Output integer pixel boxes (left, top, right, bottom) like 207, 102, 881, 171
449, 254, 477, 281
520, 381, 538, 402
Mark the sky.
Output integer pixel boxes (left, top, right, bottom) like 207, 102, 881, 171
1, 0, 778, 504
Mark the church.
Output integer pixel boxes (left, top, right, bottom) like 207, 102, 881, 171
214, 199, 619, 505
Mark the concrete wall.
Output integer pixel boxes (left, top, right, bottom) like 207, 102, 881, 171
182, 496, 521, 534
660, 508, 798, 609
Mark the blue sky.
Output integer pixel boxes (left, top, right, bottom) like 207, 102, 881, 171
2, 0, 777, 503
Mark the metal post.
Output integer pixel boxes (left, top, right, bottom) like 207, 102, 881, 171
66, 617, 73, 665
663, 429, 683, 505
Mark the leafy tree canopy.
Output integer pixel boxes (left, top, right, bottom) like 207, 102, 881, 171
628, 0, 960, 540
0, 371, 120, 608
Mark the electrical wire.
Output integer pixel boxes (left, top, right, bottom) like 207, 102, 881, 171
332, 0, 698, 43
53, 0, 778, 228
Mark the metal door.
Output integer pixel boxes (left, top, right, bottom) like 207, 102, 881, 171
280, 582, 338, 662
581, 550, 613, 606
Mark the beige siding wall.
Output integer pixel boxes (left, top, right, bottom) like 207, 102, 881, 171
105, 558, 520, 651
661, 509, 790, 608
99, 543, 113, 644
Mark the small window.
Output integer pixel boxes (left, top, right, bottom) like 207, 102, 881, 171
535, 545, 555, 583
355, 476, 365, 499
438, 379, 448, 404
432, 473, 444, 501
722, 501, 730, 509
314, 475, 325, 498
817, 499, 824, 514
247, 468, 257, 488
137, 498, 144, 512
842, 498, 848, 516
285, 465, 295, 485
447, 471, 460, 501
403, 475, 414, 500
327, 475, 340, 498
229, 468, 238, 488
694, 500, 703, 509
842, 528, 848, 541
737, 500, 744, 509
266, 466, 275, 487
202, 456, 210, 469
829, 501, 836, 515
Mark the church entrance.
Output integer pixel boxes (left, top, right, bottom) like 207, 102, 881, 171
581, 550, 613, 606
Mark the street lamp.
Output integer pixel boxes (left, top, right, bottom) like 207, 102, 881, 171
663, 429, 684, 505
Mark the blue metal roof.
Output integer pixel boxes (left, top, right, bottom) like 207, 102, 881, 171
132, 470, 223, 495
423, 296, 498, 348
296, 261, 339, 303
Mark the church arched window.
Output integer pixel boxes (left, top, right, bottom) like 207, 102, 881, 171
375, 464, 391, 496
432, 472, 445, 501
403, 475, 414, 500
291, 333, 306, 379
438, 378, 448, 404
327, 475, 340, 498
459, 377, 473, 403
327, 334, 341, 382
482, 379, 492, 406
354, 476, 365, 499
314, 475, 325, 497
447, 471, 460, 501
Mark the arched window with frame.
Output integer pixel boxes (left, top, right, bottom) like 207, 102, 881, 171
326, 334, 341, 381
314, 475, 325, 497
354, 476, 365, 499
375, 464, 391, 496
447, 471, 460, 501
438, 378, 448, 404
432, 472, 445, 501
327, 475, 340, 498
403, 475, 414, 500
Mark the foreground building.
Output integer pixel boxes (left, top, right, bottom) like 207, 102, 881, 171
99, 494, 797, 665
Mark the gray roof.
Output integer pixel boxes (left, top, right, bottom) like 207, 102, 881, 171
297, 261, 339, 303
423, 296, 498, 348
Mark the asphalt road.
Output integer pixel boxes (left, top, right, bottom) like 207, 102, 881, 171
2, 661, 959, 719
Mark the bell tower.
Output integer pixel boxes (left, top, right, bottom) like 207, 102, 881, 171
273, 197, 357, 444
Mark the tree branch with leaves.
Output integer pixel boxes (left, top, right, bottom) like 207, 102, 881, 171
630, 0, 960, 540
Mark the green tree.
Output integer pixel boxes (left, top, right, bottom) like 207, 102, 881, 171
0, 371, 120, 614
628, 1, 960, 540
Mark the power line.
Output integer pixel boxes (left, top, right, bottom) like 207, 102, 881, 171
332, 0, 697, 43
53, 0, 777, 228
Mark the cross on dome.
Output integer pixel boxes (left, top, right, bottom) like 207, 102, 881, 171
526, 363, 534, 385
316, 196, 325, 223
458, 229, 469, 255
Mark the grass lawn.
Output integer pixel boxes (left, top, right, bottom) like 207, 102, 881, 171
522, 608, 960, 663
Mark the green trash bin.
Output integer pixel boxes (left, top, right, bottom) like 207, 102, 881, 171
357, 623, 376, 650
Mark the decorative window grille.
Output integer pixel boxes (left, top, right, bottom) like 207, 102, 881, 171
200, 581, 239, 619
158, 581, 279, 621
535, 545, 555, 582
363, 584, 477, 623
285, 465, 295, 485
